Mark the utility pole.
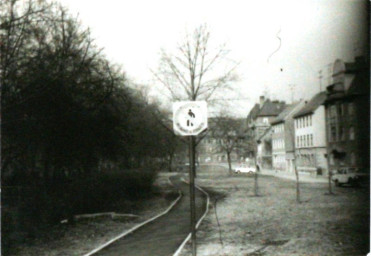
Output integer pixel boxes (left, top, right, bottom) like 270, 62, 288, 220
327, 64, 332, 86
318, 70, 323, 92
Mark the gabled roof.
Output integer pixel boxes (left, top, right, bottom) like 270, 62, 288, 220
257, 99, 286, 117
246, 104, 260, 121
270, 101, 301, 125
293, 92, 327, 118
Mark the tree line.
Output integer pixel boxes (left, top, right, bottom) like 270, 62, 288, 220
1, 0, 180, 185
1, 0, 182, 252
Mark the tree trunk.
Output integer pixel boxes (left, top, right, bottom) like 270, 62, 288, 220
254, 171, 259, 196
254, 150, 259, 196
168, 153, 173, 172
227, 152, 232, 175
294, 168, 300, 203
328, 169, 333, 194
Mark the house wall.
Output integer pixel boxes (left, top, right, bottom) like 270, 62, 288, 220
313, 106, 327, 147
325, 98, 369, 172
256, 129, 273, 170
325, 57, 369, 173
294, 107, 328, 175
272, 123, 286, 171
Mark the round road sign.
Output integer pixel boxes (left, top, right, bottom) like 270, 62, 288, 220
173, 101, 208, 136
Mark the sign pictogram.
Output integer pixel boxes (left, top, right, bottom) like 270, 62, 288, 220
173, 101, 208, 136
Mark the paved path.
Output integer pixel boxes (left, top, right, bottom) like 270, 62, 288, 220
92, 175, 207, 256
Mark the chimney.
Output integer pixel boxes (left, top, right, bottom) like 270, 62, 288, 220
259, 96, 265, 107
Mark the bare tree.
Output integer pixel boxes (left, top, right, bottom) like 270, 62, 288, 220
286, 119, 301, 203
254, 137, 259, 196
211, 115, 245, 175
152, 24, 239, 181
152, 24, 238, 102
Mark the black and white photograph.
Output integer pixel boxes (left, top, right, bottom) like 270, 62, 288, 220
1, 0, 370, 255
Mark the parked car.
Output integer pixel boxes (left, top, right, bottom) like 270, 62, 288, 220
331, 167, 367, 187
234, 164, 256, 174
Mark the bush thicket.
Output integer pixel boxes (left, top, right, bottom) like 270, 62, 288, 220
1, 0, 183, 253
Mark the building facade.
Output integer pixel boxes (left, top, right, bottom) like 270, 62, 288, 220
293, 92, 328, 175
324, 56, 369, 173
271, 101, 305, 173
245, 96, 286, 163
257, 127, 273, 170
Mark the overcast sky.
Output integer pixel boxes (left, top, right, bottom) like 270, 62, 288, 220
59, 0, 368, 117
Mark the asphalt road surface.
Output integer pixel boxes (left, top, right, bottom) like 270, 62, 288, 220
92, 174, 207, 256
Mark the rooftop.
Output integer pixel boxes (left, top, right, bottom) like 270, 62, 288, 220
270, 101, 302, 125
293, 92, 327, 118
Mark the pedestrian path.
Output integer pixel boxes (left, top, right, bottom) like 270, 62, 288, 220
260, 169, 328, 183
90, 175, 207, 256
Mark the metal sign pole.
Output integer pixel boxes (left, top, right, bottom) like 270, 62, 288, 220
173, 101, 207, 256
188, 135, 197, 256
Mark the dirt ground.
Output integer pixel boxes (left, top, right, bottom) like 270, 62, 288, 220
180, 166, 370, 256
8, 173, 179, 256
8, 168, 369, 256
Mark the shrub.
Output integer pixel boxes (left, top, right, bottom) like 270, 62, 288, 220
2, 166, 158, 253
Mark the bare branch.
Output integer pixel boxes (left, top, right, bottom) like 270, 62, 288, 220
153, 24, 238, 102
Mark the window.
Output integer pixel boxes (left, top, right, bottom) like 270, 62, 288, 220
307, 135, 310, 147
350, 152, 356, 166
349, 126, 355, 140
300, 136, 303, 147
348, 103, 354, 115
305, 116, 308, 127
339, 103, 344, 116
309, 116, 312, 126
296, 137, 299, 147
330, 105, 336, 118
263, 118, 268, 124
310, 134, 313, 146
331, 126, 336, 142
340, 126, 345, 141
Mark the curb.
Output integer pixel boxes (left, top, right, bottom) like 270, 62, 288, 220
83, 176, 182, 256
173, 178, 210, 256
